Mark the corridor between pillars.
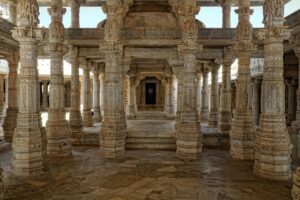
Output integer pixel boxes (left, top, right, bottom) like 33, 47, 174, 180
255, 0, 292, 180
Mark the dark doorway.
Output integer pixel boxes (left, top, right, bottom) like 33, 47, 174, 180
145, 83, 156, 105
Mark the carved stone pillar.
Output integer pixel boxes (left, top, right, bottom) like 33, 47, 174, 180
41, 80, 48, 111
82, 63, 93, 127
196, 75, 201, 117
46, 0, 72, 157
200, 68, 209, 122
69, 46, 82, 144
167, 75, 175, 118
292, 48, 300, 128
217, 0, 231, 28
3, 55, 18, 143
0, 75, 4, 117
11, 0, 47, 176
218, 51, 233, 134
252, 78, 262, 126
286, 79, 297, 125
127, 70, 137, 120
254, 0, 292, 180
208, 63, 220, 128
70, 0, 80, 28
92, 65, 102, 122
99, 2, 129, 158
8, 3, 17, 24
175, 1, 202, 160
100, 69, 104, 115
229, 0, 256, 160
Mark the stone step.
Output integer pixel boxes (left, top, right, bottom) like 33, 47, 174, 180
135, 112, 168, 120
126, 137, 176, 150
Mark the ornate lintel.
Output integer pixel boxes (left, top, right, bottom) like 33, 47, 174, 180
99, 42, 123, 55
12, 27, 45, 42
256, 26, 291, 42
177, 42, 203, 57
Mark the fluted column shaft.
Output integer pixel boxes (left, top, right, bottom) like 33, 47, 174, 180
200, 70, 209, 122
11, 0, 47, 176
82, 65, 93, 127
69, 46, 82, 144
218, 62, 232, 133
208, 65, 220, 127
254, 0, 292, 181
3, 56, 18, 143
92, 68, 102, 122
41, 80, 48, 110
229, 0, 255, 160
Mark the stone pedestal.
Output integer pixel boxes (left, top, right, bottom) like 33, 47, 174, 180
200, 70, 209, 122
208, 64, 220, 128
11, 0, 47, 176
229, 0, 255, 160
218, 58, 232, 134
3, 56, 18, 143
254, 0, 292, 180
92, 66, 102, 122
41, 80, 48, 111
82, 65, 93, 127
69, 46, 83, 144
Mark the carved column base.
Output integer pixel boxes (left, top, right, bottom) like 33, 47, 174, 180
93, 108, 102, 122
208, 111, 219, 127
292, 168, 300, 200
230, 109, 254, 160
200, 108, 208, 122
99, 114, 126, 158
12, 113, 48, 177
46, 109, 72, 157
176, 112, 202, 160
218, 111, 232, 134
254, 114, 292, 181
69, 110, 83, 145
82, 111, 93, 127
0, 167, 4, 199
2, 108, 18, 143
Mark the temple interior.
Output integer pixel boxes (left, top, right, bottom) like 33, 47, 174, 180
0, 0, 300, 199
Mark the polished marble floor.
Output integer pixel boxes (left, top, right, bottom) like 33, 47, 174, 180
1, 147, 292, 200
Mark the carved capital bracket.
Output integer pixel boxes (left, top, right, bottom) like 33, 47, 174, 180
257, 26, 292, 42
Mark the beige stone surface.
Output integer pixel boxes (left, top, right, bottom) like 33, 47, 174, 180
1, 147, 293, 200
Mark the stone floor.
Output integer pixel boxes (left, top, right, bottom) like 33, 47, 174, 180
1, 147, 292, 200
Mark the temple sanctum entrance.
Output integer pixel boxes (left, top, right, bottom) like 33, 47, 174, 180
145, 83, 156, 105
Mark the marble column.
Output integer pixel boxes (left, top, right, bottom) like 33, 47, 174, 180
208, 63, 220, 128
229, 0, 256, 160
254, 0, 292, 180
252, 78, 262, 126
69, 46, 82, 144
286, 80, 297, 125
99, 2, 128, 158
218, 55, 233, 134
200, 68, 209, 122
167, 76, 175, 118
175, 1, 202, 160
100, 70, 104, 115
92, 65, 102, 122
46, 0, 72, 157
3, 55, 18, 143
196, 75, 202, 118
11, 0, 47, 176
41, 80, 48, 111
8, 3, 17, 24
127, 72, 137, 119
217, 0, 231, 28
82, 63, 93, 127
0, 75, 5, 118
70, 0, 80, 28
